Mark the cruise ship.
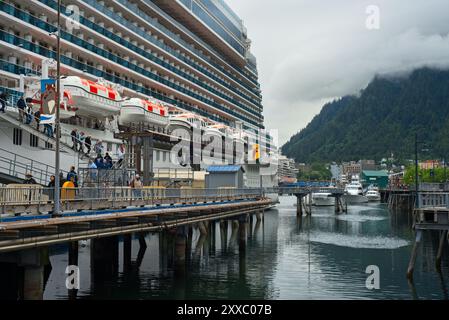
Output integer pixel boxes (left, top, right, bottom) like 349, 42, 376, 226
0, 0, 278, 199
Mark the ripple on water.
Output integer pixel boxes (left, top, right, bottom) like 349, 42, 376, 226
336, 214, 387, 222
299, 232, 410, 249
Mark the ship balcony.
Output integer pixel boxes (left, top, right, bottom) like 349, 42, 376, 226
0, 31, 262, 129
50, 0, 261, 107
76, 0, 260, 95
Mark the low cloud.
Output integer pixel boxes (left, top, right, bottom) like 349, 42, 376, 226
227, 0, 449, 144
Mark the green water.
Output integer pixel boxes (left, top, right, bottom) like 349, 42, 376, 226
44, 196, 449, 300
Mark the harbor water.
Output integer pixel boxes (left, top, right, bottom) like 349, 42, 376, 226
43, 196, 449, 300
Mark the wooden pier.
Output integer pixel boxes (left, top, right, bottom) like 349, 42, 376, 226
0, 186, 274, 299
407, 191, 449, 279
279, 187, 346, 216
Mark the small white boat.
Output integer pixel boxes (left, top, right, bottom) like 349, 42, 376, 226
365, 185, 381, 201
119, 98, 168, 126
62, 76, 122, 118
312, 191, 335, 207
366, 189, 381, 201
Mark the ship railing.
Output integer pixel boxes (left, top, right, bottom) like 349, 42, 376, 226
0, 147, 67, 185
0, 91, 99, 163
0, 186, 265, 210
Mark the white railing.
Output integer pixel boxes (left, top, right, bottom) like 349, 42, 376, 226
418, 192, 449, 208
0, 186, 264, 208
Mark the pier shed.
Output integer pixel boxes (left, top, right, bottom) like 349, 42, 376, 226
361, 170, 389, 189
205, 165, 245, 189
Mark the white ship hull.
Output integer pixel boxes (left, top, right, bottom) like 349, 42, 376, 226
313, 195, 335, 207
344, 194, 369, 204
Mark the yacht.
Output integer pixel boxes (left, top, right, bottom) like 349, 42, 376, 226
344, 175, 368, 204
312, 190, 335, 207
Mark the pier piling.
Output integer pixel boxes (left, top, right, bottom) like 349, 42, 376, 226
407, 230, 423, 280
436, 230, 447, 271
123, 234, 132, 271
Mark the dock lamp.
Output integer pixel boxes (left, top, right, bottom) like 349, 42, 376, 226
51, 0, 62, 218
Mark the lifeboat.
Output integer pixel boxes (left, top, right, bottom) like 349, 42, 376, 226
61, 76, 121, 118
168, 113, 208, 131
205, 123, 232, 137
119, 98, 168, 126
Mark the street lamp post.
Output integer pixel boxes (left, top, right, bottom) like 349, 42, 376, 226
53, 0, 62, 217
414, 133, 419, 206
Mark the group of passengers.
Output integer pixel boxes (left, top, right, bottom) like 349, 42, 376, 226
12, 95, 55, 137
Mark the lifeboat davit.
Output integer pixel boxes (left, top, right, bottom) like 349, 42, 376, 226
119, 98, 168, 126
61, 76, 121, 118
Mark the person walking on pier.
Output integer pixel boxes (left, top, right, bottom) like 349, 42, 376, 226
104, 152, 113, 169
47, 175, 56, 201
130, 174, 143, 199
23, 173, 37, 185
95, 154, 104, 169
67, 166, 78, 188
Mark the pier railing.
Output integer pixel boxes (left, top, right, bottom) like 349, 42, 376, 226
0, 186, 265, 215
417, 192, 449, 209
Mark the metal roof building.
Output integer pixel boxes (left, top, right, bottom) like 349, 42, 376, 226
361, 170, 389, 189
205, 165, 245, 189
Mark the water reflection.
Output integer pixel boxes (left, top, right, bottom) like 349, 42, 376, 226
43, 196, 449, 300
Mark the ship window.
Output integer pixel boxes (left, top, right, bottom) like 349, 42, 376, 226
107, 142, 112, 152
163, 152, 167, 162
45, 142, 53, 149
30, 134, 38, 147
13, 128, 22, 145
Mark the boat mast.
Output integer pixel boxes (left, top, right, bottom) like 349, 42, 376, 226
53, 0, 62, 217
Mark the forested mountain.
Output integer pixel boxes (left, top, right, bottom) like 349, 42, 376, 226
282, 68, 449, 164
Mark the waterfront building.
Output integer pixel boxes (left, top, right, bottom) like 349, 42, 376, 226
361, 170, 389, 189
342, 161, 362, 177
419, 160, 441, 170
278, 155, 298, 185
360, 159, 377, 171
330, 163, 342, 181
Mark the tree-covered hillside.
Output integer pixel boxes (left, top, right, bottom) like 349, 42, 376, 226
282, 68, 449, 163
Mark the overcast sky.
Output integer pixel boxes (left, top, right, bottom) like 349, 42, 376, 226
226, 0, 449, 145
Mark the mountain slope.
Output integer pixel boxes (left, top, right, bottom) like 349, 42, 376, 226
282, 68, 449, 163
